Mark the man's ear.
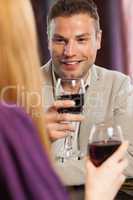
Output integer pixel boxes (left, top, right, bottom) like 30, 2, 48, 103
96, 30, 102, 50
47, 26, 51, 51
48, 40, 50, 51
47, 34, 52, 51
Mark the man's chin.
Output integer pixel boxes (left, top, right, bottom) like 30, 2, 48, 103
61, 74, 84, 79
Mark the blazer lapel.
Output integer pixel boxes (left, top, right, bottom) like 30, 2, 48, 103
41, 61, 55, 111
79, 65, 104, 154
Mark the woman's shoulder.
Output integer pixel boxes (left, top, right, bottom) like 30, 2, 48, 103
0, 102, 68, 200
0, 102, 29, 119
0, 102, 38, 146
0, 102, 34, 130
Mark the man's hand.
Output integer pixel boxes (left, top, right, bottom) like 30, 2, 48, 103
45, 100, 84, 141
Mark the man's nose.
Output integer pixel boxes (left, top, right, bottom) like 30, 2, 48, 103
63, 41, 76, 57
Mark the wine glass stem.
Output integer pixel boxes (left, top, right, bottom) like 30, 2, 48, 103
64, 135, 73, 152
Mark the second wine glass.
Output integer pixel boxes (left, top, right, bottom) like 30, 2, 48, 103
88, 121, 123, 166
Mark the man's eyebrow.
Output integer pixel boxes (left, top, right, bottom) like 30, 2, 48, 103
76, 33, 91, 38
53, 34, 66, 39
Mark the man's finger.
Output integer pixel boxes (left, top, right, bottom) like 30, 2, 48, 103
47, 122, 75, 132
45, 112, 84, 122
53, 100, 75, 109
59, 113, 84, 122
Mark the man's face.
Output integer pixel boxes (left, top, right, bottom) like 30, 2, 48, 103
48, 13, 102, 79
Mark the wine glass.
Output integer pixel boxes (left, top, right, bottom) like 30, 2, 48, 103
88, 121, 123, 166
55, 78, 85, 161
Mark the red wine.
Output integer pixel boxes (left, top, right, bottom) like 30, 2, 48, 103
57, 93, 84, 114
88, 140, 121, 167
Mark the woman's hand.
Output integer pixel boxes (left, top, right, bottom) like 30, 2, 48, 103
85, 141, 128, 200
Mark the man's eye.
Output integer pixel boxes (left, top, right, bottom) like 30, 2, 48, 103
52, 38, 65, 43
77, 38, 88, 43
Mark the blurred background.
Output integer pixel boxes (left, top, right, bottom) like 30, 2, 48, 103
31, 0, 133, 75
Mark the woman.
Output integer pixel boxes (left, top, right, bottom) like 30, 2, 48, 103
0, 0, 128, 199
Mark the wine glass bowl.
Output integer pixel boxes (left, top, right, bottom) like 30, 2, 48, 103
55, 78, 85, 114
88, 122, 123, 166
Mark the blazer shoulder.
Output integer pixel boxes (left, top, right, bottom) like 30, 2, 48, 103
41, 60, 53, 83
94, 65, 129, 83
93, 65, 130, 94
41, 60, 52, 73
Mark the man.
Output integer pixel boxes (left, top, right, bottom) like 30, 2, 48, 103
42, 0, 133, 199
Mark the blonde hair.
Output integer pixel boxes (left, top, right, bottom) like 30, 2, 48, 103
0, 0, 50, 151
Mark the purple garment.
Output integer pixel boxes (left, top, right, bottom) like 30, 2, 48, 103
0, 104, 69, 200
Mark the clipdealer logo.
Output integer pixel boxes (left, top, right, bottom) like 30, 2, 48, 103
0, 85, 53, 116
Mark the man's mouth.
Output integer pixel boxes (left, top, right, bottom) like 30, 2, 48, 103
61, 60, 82, 65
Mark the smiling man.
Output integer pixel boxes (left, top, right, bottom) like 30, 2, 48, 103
42, 0, 133, 199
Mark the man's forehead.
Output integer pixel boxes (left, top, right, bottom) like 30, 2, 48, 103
49, 13, 95, 27
49, 16, 96, 37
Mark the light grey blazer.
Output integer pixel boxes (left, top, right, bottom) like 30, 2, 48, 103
42, 60, 133, 189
